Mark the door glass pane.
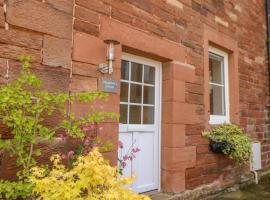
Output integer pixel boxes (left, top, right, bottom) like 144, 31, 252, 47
210, 84, 225, 115
144, 65, 155, 84
120, 82, 129, 102
130, 84, 142, 103
144, 86, 155, 105
120, 58, 158, 125
129, 105, 141, 124
209, 54, 223, 84
121, 60, 129, 80
120, 104, 128, 124
143, 106, 154, 124
131, 62, 143, 82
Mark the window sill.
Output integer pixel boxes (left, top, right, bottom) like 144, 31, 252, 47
209, 115, 230, 125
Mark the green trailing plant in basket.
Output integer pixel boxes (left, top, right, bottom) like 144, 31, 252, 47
202, 124, 252, 164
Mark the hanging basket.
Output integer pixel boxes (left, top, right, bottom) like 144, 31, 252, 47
209, 141, 232, 154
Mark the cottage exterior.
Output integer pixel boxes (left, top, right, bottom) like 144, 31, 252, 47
0, 0, 269, 198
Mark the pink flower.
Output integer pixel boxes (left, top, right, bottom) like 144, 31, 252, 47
99, 127, 103, 131
89, 134, 94, 139
59, 132, 67, 140
123, 155, 129, 161
118, 141, 123, 149
90, 124, 97, 129
83, 138, 89, 146
61, 154, 66, 160
121, 161, 127, 168
132, 147, 140, 153
67, 151, 74, 158
82, 126, 90, 132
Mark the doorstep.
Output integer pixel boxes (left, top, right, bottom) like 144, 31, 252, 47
145, 191, 173, 200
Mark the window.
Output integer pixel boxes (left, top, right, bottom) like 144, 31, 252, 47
120, 59, 156, 125
209, 47, 229, 124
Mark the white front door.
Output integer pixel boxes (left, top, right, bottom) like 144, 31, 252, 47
119, 53, 161, 193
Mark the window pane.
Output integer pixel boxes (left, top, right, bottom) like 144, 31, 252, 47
129, 105, 141, 124
130, 84, 142, 103
131, 62, 143, 82
143, 106, 154, 124
121, 60, 129, 80
120, 82, 128, 102
120, 104, 128, 124
210, 84, 225, 115
144, 65, 155, 84
209, 54, 223, 84
144, 86, 155, 104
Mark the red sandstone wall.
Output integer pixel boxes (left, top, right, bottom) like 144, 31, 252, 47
0, 0, 269, 195
0, 0, 73, 179
72, 0, 269, 192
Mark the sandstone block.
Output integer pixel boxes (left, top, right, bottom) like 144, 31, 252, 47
0, 58, 7, 82
162, 146, 196, 170
75, 6, 99, 25
74, 19, 99, 35
163, 62, 196, 82
72, 61, 99, 77
163, 79, 185, 102
186, 82, 204, 94
0, 44, 41, 62
162, 102, 202, 124
0, 7, 4, 28
43, 35, 72, 68
47, 0, 74, 14
162, 169, 185, 193
162, 124, 185, 148
70, 75, 97, 92
186, 93, 204, 105
73, 32, 106, 65
186, 134, 209, 146
8, 60, 70, 92
0, 28, 42, 50
100, 17, 186, 62
75, 0, 110, 15
7, 0, 72, 39
166, 0, 183, 9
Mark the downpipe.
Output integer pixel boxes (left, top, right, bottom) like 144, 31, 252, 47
251, 170, 258, 184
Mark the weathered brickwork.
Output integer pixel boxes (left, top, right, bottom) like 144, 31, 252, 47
0, 0, 73, 180
0, 0, 269, 196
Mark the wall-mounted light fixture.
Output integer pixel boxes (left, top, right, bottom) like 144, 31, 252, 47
98, 39, 120, 74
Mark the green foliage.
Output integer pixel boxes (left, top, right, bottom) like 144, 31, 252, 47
202, 124, 252, 164
0, 180, 33, 199
30, 149, 150, 200
0, 55, 118, 199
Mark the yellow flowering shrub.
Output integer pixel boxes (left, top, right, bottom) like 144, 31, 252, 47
30, 149, 150, 200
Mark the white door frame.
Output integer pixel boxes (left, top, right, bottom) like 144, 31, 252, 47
119, 52, 162, 193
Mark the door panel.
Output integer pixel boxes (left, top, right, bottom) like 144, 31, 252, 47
118, 132, 133, 177
119, 53, 161, 193
134, 132, 156, 190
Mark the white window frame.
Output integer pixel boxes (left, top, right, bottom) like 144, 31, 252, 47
209, 47, 230, 125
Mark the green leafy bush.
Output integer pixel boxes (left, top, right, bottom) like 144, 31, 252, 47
202, 124, 252, 164
0, 56, 118, 199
